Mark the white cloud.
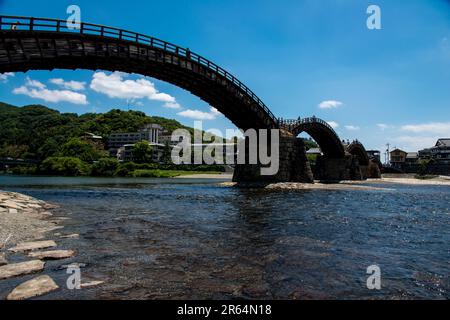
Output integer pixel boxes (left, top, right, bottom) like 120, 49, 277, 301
0, 72, 14, 82
327, 121, 339, 129
318, 100, 343, 109
177, 107, 221, 121
25, 78, 46, 90
50, 78, 86, 91
13, 77, 87, 105
392, 136, 438, 152
164, 102, 182, 109
345, 125, 360, 131
401, 122, 450, 135
377, 123, 389, 130
90, 72, 178, 107
210, 107, 222, 116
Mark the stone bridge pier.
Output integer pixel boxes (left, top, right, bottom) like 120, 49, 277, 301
232, 118, 381, 184
314, 155, 363, 181
233, 131, 314, 184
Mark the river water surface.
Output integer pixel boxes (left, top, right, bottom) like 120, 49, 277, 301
0, 175, 449, 299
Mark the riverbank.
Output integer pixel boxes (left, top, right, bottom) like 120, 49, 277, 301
0, 190, 82, 300
221, 181, 390, 191
175, 173, 233, 179
0, 169, 224, 180
178, 172, 450, 187
131, 170, 222, 178
344, 174, 450, 186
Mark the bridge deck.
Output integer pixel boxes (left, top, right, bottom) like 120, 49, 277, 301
0, 15, 278, 130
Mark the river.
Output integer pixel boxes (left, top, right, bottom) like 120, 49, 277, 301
0, 175, 449, 299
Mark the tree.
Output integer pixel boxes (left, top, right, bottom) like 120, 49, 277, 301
40, 157, 89, 176
418, 159, 434, 176
91, 158, 119, 176
0, 144, 28, 158
161, 141, 172, 164
37, 137, 60, 160
58, 138, 107, 162
303, 138, 319, 150
132, 140, 154, 164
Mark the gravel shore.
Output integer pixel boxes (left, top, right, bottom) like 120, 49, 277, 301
0, 190, 81, 300
346, 175, 450, 186
0, 191, 60, 246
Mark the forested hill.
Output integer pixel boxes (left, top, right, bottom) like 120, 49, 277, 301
0, 102, 194, 160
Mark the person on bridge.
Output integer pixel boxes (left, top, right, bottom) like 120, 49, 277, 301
186, 48, 191, 60
11, 21, 20, 30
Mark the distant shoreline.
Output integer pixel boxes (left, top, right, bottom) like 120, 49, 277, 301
175, 173, 233, 179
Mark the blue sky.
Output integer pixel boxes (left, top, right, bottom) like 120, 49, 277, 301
1, 0, 450, 155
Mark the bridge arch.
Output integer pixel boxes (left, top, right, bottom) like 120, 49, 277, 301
0, 16, 278, 131
281, 117, 345, 158
346, 140, 369, 166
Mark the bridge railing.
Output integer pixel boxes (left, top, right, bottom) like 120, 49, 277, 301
279, 117, 337, 134
0, 15, 278, 125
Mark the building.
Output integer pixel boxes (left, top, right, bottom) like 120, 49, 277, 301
159, 133, 184, 146
108, 124, 163, 149
419, 139, 450, 164
82, 132, 103, 141
405, 152, 419, 164
390, 149, 407, 169
367, 150, 381, 162
116, 144, 135, 162
82, 132, 104, 149
117, 143, 165, 163
108, 124, 163, 156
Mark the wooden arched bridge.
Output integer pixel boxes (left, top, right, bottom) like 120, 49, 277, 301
0, 15, 277, 130
0, 15, 380, 182
279, 117, 345, 158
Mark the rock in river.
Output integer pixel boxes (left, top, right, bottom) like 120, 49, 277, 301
8, 240, 57, 253
0, 260, 45, 280
7, 275, 59, 300
28, 250, 75, 260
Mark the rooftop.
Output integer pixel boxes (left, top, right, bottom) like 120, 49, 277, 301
390, 148, 407, 154
307, 148, 322, 154
436, 139, 450, 147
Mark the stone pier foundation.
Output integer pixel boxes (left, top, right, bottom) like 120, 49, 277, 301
232, 133, 314, 183
314, 155, 363, 181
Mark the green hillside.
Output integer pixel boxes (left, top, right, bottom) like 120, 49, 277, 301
0, 102, 194, 160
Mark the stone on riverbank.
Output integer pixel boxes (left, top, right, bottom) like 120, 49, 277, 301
81, 280, 104, 288
0, 260, 45, 280
1, 200, 25, 209
59, 262, 87, 270
0, 252, 7, 266
7, 275, 59, 300
9, 240, 57, 253
60, 234, 79, 239
28, 250, 75, 260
